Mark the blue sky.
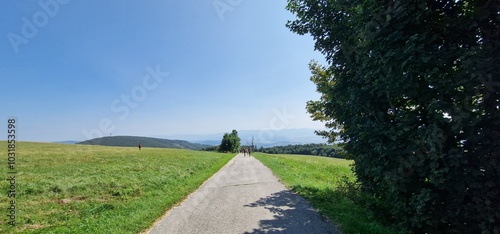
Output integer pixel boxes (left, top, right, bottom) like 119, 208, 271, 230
0, 0, 326, 142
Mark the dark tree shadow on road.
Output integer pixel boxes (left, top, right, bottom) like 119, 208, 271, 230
243, 190, 339, 234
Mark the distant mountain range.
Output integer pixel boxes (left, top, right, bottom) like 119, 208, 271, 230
161, 128, 328, 147
76, 136, 209, 150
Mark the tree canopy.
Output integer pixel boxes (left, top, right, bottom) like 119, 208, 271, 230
218, 130, 241, 153
287, 0, 499, 232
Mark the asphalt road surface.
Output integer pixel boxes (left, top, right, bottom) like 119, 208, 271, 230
147, 153, 340, 234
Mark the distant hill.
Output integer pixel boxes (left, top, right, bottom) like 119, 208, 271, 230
77, 136, 209, 150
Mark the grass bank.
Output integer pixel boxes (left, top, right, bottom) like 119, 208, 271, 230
253, 153, 403, 234
0, 142, 234, 233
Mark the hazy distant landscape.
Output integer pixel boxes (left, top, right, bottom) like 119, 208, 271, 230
58, 128, 327, 148
159, 128, 327, 147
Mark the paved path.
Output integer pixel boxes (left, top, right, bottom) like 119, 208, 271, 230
148, 153, 340, 234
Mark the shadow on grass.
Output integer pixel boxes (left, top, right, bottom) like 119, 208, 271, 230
243, 190, 341, 234
289, 185, 403, 234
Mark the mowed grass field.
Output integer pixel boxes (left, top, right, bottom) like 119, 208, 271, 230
0, 142, 234, 233
253, 153, 403, 234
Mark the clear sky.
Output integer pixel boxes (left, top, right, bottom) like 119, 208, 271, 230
0, 0, 326, 142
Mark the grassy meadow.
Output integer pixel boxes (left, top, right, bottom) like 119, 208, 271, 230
0, 142, 234, 233
253, 153, 404, 234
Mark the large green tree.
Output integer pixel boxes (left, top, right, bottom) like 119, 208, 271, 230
287, 0, 499, 232
218, 130, 241, 153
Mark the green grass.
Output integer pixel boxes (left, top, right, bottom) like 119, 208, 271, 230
0, 142, 234, 233
253, 153, 404, 234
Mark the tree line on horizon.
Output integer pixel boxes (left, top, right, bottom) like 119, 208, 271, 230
257, 143, 346, 158
204, 140, 346, 159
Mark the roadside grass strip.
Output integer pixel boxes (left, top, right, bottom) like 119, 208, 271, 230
253, 153, 405, 234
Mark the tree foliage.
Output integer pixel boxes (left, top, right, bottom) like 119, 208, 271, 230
218, 130, 241, 153
287, 0, 499, 232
